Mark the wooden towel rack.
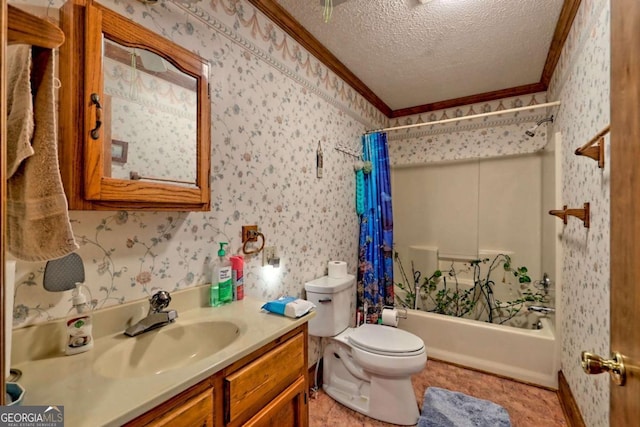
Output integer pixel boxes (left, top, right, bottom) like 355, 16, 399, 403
549, 203, 590, 228
7, 5, 66, 100
7, 4, 65, 49
574, 125, 610, 169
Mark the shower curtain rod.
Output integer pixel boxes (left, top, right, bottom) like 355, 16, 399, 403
365, 101, 561, 134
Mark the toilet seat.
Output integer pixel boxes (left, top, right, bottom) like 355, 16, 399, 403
348, 324, 425, 357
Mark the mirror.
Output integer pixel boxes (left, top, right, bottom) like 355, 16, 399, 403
102, 39, 198, 187
58, 1, 211, 210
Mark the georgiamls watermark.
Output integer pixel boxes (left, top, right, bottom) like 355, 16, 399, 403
0, 406, 64, 427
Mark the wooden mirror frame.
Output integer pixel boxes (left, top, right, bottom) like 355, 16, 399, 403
59, 0, 211, 211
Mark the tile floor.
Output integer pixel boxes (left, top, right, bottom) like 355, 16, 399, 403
309, 359, 567, 427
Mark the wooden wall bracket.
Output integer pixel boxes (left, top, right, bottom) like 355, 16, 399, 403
549, 203, 590, 228
8, 4, 65, 48
575, 125, 609, 169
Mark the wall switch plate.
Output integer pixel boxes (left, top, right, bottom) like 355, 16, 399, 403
263, 246, 278, 267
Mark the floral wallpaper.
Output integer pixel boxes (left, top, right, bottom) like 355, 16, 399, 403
6, 5, 613, 415
548, 1, 611, 426
104, 56, 198, 182
9, 0, 386, 374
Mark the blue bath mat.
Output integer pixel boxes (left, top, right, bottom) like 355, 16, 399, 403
418, 387, 511, 427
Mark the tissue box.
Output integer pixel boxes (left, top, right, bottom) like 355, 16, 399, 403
262, 296, 315, 318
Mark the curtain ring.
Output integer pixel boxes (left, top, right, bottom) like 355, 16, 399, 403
242, 232, 265, 255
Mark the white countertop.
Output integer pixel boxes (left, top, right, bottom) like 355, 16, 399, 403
11, 293, 312, 426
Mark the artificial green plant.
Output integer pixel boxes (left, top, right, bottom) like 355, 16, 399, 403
394, 251, 547, 325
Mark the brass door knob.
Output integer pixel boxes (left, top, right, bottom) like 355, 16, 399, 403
581, 351, 626, 386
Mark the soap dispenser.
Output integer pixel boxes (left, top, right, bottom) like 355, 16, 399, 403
217, 242, 233, 305
65, 283, 94, 356
211, 242, 232, 306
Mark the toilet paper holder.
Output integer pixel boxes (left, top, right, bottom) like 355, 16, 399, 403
382, 306, 408, 319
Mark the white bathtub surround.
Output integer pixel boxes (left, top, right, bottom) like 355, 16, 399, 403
409, 246, 439, 279
399, 309, 558, 388
392, 151, 545, 321
393, 245, 440, 310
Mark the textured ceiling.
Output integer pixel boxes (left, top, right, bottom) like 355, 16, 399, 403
275, 0, 564, 111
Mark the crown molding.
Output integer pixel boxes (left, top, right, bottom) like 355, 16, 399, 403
541, 0, 582, 87
390, 83, 547, 119
247, 0, 580, 119
245, 0, 392, 117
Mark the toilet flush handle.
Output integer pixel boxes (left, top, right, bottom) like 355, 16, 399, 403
318, 298, 332, 303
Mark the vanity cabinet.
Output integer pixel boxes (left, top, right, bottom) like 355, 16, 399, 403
124, 324, 309, 427
59, 0, 211, 211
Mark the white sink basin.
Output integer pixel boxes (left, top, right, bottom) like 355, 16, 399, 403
93, 320, 240, 378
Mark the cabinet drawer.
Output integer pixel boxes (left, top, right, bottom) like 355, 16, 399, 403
145, 389, 213, 427
225, 333, 305, 424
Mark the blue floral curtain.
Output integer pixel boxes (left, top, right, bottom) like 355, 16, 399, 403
357, 132, 394, 324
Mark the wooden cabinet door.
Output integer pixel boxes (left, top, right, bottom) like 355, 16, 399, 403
242, 376, 308, 427
225, 333, 305, 424
145, 389, 213, 427
124, 381, 214, 427
611, 0, 640, 423
58, 1, 211, 211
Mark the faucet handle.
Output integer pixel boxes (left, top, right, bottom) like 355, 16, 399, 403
166, 310, 178, 322
149, 290, 171, 312
534, 273, 553, 294
527, 305, 555, 314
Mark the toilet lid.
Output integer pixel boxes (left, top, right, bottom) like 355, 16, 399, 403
348, 324, 424, 355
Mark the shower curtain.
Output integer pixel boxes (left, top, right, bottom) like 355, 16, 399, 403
357, 131, 394, 324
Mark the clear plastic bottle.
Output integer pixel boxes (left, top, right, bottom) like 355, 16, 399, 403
65, 283, 93, 356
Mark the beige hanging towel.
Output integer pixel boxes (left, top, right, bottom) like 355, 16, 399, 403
6, 45, 35, 178
7, 46, 79, 261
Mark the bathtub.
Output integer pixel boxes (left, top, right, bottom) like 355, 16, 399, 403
398, 309, 559, 388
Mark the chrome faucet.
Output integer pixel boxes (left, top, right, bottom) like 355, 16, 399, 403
527, 305, 555, 315
125, 291, 178, 337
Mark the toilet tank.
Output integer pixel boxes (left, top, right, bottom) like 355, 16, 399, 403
304, 275, 355, 337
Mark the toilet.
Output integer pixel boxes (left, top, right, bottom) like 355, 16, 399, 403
305, 274, 427, 426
